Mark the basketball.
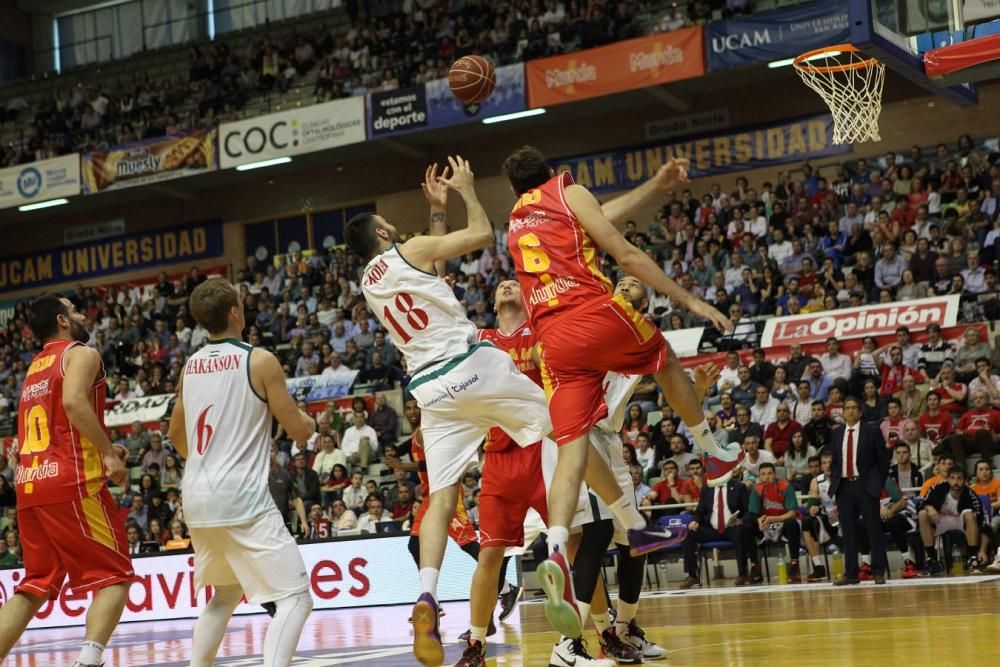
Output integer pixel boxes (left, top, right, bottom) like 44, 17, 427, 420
448, 55, 496, 104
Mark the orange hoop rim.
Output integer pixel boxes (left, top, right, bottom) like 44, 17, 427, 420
793, 44, 881, 74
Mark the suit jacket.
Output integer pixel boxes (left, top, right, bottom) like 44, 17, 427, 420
893, 388, 927, 419
692, 479, 749, 528
830, 421, 890, 498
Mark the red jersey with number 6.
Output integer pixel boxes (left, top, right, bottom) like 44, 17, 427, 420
508, 172, 613, 333
478, 323, 542, 452
16, 340, 108, 509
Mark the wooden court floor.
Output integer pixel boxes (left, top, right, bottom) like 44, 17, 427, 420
5, 576, 999, 666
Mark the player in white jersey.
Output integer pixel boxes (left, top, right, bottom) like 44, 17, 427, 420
344, 156, 552, 667
167, 278, 318, 667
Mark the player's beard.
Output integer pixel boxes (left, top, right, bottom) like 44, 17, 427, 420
69, 319, 89, 344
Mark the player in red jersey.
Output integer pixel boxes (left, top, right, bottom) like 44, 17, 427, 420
502, 146, 740, 638
0, 295, 133, 667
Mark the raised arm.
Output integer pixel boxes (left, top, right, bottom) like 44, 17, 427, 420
252, 348, 317, 443
63, 345, 126, 487
422, 162, 450, 277
401, 155, 493, 272
565, 181, 733, 333
600, 159, 690, 226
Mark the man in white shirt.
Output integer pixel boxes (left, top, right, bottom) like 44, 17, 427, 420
819, 338, 853, 383
749, 386, 780, 430
312, 433, 347, 481
358, 496, 393, 533
767, 228, 793, 264
961, 251, 987, 294
342, 410, 378, 468
718, 351, 743, 394
740, 435, 776, 484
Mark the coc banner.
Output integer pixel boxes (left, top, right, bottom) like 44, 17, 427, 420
220, 96, 365, 168
0, 154, 80, 210
286, 369, 360, 402
0, 536, 518, 629
426, 63, 527, 126
526, 27, 704, 107
81, 129, 217, 194
706, 0, 849, 70
760, 295, 961, 348
553, 114, 850, 194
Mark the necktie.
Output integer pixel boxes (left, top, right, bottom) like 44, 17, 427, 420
846, 428, 855, 477
716, 487, 726, 534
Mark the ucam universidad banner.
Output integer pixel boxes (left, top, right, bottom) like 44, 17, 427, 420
0, 154, 80, 210
0, 537, 518, 629
220, 96, 365, 168
426, 63, 527, 125
706, 0, 850, 70
526, 27, 704, 107
81, 129, 217, 194
552, 114, 850, 195
760, 295, 961, 348
0, 221, 223, 295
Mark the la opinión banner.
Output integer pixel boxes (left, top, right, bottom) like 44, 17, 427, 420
552, 114, 850, 194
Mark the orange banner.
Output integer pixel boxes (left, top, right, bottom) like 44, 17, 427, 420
526, 27, 705, 108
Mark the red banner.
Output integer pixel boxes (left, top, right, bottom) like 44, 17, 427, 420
526, 27, 705, 108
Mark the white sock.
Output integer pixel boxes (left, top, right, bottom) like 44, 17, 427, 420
592, 611, 611, 633
812, 555, 824, 566
419, 567, 440, 596
75, 640, 105, 666
616, 599, 638, 627
190, 585, 243, 667
548, 526, 570, 556
576, 601, 591, 627
609, 494, 646, 531
861, 554, 871, 566
903, 549, 914, 563
470, 625, 488, 644
689, 419, 722, 457
263, 592, 313, 667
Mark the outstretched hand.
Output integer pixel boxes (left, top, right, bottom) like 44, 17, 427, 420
436, 155, 476, 198
421, 162, 449, 209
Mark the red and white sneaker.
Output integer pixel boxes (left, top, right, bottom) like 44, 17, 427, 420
704, 443, 745, 488
901, 559, 919, 579
858, 564, 874, 581
536, 546, 582, 639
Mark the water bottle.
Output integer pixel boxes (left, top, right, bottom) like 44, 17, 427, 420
777, 556, 788, 584
951, 544, 964, 576
831, 550, 844, 580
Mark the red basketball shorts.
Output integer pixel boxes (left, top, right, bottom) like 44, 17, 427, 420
478, 442, 548, 548
16, 487, 135, 600
538, 294, 668, 445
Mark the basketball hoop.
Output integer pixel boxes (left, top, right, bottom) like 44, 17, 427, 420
793, 45, 886, 144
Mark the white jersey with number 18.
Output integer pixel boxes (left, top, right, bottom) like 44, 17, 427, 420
180, 338, 274, 528
361, 244, 477, 373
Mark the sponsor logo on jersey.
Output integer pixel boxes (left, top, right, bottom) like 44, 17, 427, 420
451, 375, 479, 393
20, 379, 50, 402
509, 210, 548, 233
528, 277, 580, 306
185, 354, 242, 374
26, 354, 56, 377
15, 459, 60, 485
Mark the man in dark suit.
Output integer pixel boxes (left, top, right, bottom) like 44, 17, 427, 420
830, 396, 891, 585
679, 475, 750, 588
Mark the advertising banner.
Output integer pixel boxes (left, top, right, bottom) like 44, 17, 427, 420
0, 221, 223, 295
368, 85, 428, 137
0, 154, 80, 210
220, 96, 365, 168
760, 295, 961, 348
526, 27, 704, 108
426, 63, 527, 125
553, 114, 849, 194
286, 369, 360, 402
81, 129, 217, 194
0, 536, 518, 629
104, 394, 174, 428
706, 1, 850, 70
645, 109, 730, 141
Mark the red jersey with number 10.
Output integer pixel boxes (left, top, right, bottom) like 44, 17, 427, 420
16, 340, 107, 509
478, 323, 541, 452
508, 172, 613, 332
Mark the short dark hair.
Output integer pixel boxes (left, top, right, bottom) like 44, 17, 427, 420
502, 145, 552, 196
843, 396, 862, 409
759, 462, 776, 472
344, 212, 383, 259
190, 278, 238, 335
27, 293, 68, 341
807, 455, 821, 465
895, 442, 910, 453
947, 465, 966, 478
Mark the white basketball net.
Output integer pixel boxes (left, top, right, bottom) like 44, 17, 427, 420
794, 49, 886, 144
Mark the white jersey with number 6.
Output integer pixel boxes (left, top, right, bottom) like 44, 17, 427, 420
180, 338, 273, 528
361, 244, 476, 372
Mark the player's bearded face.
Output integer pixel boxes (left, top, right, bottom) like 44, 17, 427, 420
614, 278, 643, 308
67, 311, 89, 343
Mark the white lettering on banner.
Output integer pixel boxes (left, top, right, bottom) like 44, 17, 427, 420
545, 62, 598, 88
711, 29, 772, 53
104, 395, 174, 428
286, 370, 360, 402
629, 46, 683, 72
760, 295, 961, 347
645, 109, 730, 141
219, 97, 366, 169
0, 155, 81, 211
0, 537, 517, 629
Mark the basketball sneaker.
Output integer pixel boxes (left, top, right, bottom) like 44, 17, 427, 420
627, 524, 688, 557
966, 556, 983, 575
455, 640, 486, 667
457, 618, 496, 642
901, 559, 919, 579
806, 565, 828, 582
537, 546, 583, 638
620, 620, 666, 660
704, 442, 745, 487
498, 583, 523, 622
986, 555, 1000, 573
549, 636, 615, 667
412, 592, 444, 667
858, 563, 874, 581
919, 559, 944, 577
597, 627, 643, 664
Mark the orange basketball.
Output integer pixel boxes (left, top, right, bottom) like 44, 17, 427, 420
448, 55, 496, 104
